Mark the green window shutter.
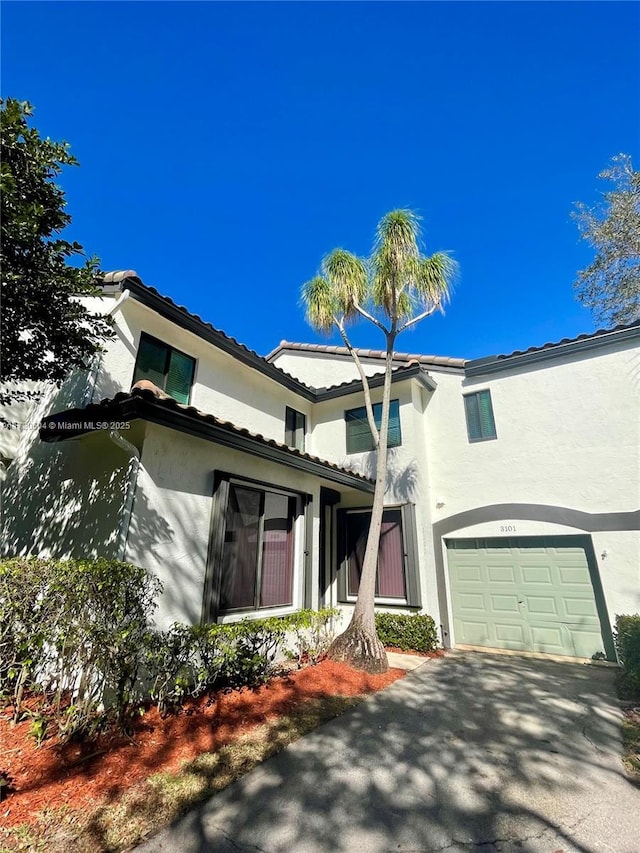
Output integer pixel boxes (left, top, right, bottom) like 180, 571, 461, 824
464, 394, 482, 441
477, 390, 496, 439
346, 400, 401, 453
464, 390, 496, 441
133, 336, 168, 388
386, 399, 402, 448
166, 350, 195, 404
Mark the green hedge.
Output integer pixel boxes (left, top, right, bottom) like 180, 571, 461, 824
0, 556, 340, 740
145, 609, 340, 715
375, 612, 439, 653
0, 556, 163, 738
615, 614, 640, 690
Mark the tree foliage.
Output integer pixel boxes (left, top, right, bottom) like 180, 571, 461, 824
302, 209, 457, 672
0, 98, 112, 400
572, 154, 640, 326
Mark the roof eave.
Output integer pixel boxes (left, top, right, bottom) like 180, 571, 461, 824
465, 324, 640, 376
315, 364, 436, 400
98, 276, 317, 402
40, 397, 375, 493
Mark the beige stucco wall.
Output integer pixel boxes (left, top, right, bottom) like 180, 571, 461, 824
270, 350, 383, 387
93, 299, 314, 448
126, 422, 368, 631
424, 338, 640, 639
280, 336, 639, 640
427, 342, 640, 518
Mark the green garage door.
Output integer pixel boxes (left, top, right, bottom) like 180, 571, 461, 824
446, 536, 613, 659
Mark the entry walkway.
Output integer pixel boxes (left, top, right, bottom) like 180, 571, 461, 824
137, 651, 640, 852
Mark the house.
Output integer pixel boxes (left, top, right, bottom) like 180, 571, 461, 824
2, 270, 638, 662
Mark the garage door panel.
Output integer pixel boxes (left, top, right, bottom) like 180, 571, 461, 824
526, 596, 559, 616
459, 619, 491, 644
495, 623, 527, 644
567, 628, 606, 658
530, 624, 565, 652
565, 599, 599, 617
488, 565, 516, 583
522, 566, 552, 584
458, 592, 486, 611
490, 594, 520, 612
558, 567, 593, 585
453, 565, 483, 583
447, 536, 607, 659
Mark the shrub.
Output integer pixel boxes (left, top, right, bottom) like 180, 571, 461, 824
284, 608, 341, 664
0, 556, 162, 738
1, 554, 342, 740
375, 612, 439, 653
615, 614, 640, 691
145, 609, 340, 714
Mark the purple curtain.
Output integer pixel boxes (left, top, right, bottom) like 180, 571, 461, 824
259, 493, 295, 607
347, 509, 406, 599
220, 485, 261, 610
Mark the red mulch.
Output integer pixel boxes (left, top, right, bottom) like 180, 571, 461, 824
0, 660, 405, 828
386, 647, 446, 659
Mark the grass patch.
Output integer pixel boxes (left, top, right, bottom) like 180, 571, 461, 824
621, 710, 640, 780
0, 695, 361, 853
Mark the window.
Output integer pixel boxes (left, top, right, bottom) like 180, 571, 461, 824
337, 505, 421, 606
285, 407, 306, 451
207, 476, 303, 615
133, 333, 195, 404
464, 389, 497, 442
345, 400, 401, 453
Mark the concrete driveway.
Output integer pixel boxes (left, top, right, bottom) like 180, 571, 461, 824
136, 651, 640, 853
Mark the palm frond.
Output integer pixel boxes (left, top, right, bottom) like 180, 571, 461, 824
374, 209, 421, 257
371, 211, 420, 315
321, 249, 368, 318
416, 252, 458, 308
301, 275, 337, 332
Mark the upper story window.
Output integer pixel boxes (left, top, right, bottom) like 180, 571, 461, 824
133, 333, 196, 405
464, 389, 497, 442
345, 400, 401, 454
285, 407, 306, 451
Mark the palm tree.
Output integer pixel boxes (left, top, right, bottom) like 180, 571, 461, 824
302, 209, 457, 673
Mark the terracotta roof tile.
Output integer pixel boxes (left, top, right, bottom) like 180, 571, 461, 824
267, 341, 466, 369
40, 388, 375, 487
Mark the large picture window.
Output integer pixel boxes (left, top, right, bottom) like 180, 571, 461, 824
206, 475, 303, 617
338, 505, 421, 607
133, 333, 195, 404
345, 400, 401, 453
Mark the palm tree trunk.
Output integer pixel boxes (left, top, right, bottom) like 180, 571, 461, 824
328, 334, 396, 673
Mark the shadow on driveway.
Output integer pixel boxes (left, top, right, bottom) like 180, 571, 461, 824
137, 651, 640, 853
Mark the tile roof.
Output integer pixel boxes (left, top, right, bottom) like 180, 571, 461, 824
466, 319, 640, 375
313, 363, 438, 399
97, 272, 318, 399
493, 320, 640, 361
266, 340, 466, 369
40, 388, 375, 492
98, 272, 638, 384
96, 272, 443, 398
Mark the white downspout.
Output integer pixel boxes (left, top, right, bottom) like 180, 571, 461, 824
108, 288, 131, 318
82, 290, 131, 407
109, 428, 140, 562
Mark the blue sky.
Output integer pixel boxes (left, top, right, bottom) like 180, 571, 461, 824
2, 1, 638, 359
